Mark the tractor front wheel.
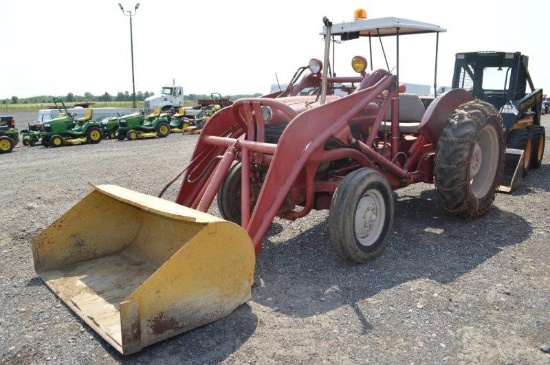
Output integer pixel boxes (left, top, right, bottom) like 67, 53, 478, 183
435, 100, 504, 218
50, 135, 63, 148
156, 122, 170, 138
0, 136, 14, 153
86, 126, 103, 144
22, 138, 31, 146
328, 168, 394, 264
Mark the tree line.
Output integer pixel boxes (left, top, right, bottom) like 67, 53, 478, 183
4, 91, 155, 105
4, 91, 262, 105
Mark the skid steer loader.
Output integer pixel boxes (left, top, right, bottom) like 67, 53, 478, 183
451, 51, 545, 192
33, 10, 518, 354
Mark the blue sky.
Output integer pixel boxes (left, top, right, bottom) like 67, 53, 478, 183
0, 0, 548, 99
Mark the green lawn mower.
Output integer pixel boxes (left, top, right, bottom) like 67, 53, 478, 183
40, 98, 103, 147
0, 115, 19, 154
20, 121, 43, 146
116, 108, 171, 141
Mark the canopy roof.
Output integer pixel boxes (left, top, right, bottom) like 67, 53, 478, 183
323, 17, 446, 37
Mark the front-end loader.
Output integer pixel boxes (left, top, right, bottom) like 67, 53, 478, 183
33, 10, 515, 354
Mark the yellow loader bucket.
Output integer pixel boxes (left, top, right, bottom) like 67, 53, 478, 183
32, 184, 255, 355
498, 148, 525, 193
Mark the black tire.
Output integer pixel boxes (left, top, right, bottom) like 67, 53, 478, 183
86, 126, 102, 144
506, 128, 532, 177
528, 125, 545, 169
108, 130, 116, 140
156, 121, 170, 138
0, 136, 14, 153
435, 100, 504, 218
29, 139, 36, 147
50, 135, 63, 148
328, 168, 394, 264
116, 131, 126, 141
217, 163, 247, 225
22, 138, 30, 146
127, 130, 138, 141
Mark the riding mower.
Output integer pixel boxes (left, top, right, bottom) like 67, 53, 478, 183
0, 115, 19, 153
40, 98, 103, 147
20, 122, 43, 146
116, 107, 171, 141
168, 107, 192, 133
100, 114, 124, 139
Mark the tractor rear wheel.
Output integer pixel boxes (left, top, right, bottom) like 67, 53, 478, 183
528, 125, 545, 169
217, 163, 244, 224
156, 122, 170, 138
50, 135, 63, 148
506, 128, 532, 177
435, 100, 504, 218
328, 168, 394, 264
86, 126, 103, 144
0, 136, 14, 153
127, 130, 138, 141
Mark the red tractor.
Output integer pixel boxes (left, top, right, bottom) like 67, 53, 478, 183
173, 13, 505, 263
34, 10, 535, 354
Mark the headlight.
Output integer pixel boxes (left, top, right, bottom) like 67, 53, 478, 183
351, 56, 368, 74
308, 58, 323, 74
261, 106, 273, 123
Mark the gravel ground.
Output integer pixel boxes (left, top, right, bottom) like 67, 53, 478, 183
1, 111, 549, 364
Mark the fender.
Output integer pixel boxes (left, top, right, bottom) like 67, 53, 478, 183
419, 88, 474, 144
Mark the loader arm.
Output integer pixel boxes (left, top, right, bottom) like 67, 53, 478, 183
175, 71, 397, 255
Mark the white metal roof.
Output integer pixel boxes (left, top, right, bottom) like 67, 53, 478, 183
322, 17, 446, 37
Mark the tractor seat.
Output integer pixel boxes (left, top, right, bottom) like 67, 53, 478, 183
382, 93, 425, 134
147, 107, 162, 119
77, 108, 93, 123
172, 106, 186, 118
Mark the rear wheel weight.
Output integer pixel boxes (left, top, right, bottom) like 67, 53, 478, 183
328, 168, 394, 264
435, 100, 504, 218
